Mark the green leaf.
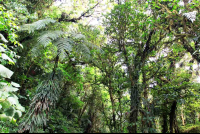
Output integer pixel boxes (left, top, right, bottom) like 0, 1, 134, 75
0, 101, 11, 109
13, 110, 22, 119
1, 53, 14, 63
0, 46, 5, 52
1, 85, 19, 92
0, 114, 10, 122
4, 106, 15, 117
7, 96, 19, 105
0, 64, 14, 78
0, 34, 8, 43
15, 103, 25, 112
11, 82, 20, 88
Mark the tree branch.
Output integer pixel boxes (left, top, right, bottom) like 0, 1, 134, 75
182, 39, 200, 63
142, 30, 155, 60
58, 2, 100, 23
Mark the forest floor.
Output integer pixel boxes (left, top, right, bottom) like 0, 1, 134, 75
180, 122, 200, 133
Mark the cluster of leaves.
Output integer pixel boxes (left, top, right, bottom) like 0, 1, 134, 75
0, 4, 25, 127
0, 4, 37, 134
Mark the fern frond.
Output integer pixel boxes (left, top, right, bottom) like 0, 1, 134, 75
20, 19, 57, 33
54, 37, 91, 60
71, 33, 86, 40
30, 45, 43, 58
53, 38, 73, 60
70, 33, 91, 60
19, 74, 61, 133
74, 41, 91, 60
54, 38, 73, 53
37, 31, 65, 47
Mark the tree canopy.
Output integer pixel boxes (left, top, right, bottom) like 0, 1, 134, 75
0, 0, 200, 133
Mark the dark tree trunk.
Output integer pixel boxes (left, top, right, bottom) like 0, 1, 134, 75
108, 76, 116, 132
162, 110, 168, 133
128, 83, 140, 133
170, 101, 177, 133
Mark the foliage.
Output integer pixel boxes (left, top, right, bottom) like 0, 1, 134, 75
0, 0, 200, 133
0, 3, 25, 125
180, 122, 200, 133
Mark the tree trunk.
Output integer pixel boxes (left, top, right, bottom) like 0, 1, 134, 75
120, 39, 140, 133
108, 77, 116, 132
174, 117, 180, 133
181, 104, 185, 126
128, 84, 140, 133
198, 113, 200, 122
192, 110, 196, 124
162, 109, 168, 133
170, 101, 177, 133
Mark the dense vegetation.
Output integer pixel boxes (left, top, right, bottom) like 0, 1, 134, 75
0, 0, 200, 133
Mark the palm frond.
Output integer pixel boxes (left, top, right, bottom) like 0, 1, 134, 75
20, 19, 57, 33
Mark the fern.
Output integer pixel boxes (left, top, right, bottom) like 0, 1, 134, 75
20, 19, 57, 33
74, 41, 91, 60
37, 30, 65, 47
20, 19, 93, 60
18, 16, 95, 134
54, 38, 73, 60
34, 32, 92, 60
18, 74, 61, 133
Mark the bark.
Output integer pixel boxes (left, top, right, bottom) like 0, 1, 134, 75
174, 118, 180, 133
107, 75, 116, 131
120, 40, 140, 133
162, 104, 168, 133
198, 113, 200, 122
85, 102, 95, 133
78, 102, 88, 125
117, 86, 123, 132
181, 104, 185, 126
169, 101, 177, 133
85, 113, 95, 133
128, 83, 140, 133
182, 39, 200, 63
58, 2, 99, 23
141, 70, 148, 133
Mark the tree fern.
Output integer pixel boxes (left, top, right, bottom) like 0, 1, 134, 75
18, 18, 95, 133
37, 30, 65, 47
19, 19, 56, 33
20, 18, 93, 60
74, 41, 91, 60
18, 73, 61, 133
53, 38, 73, 60
33, 33, 92, 60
